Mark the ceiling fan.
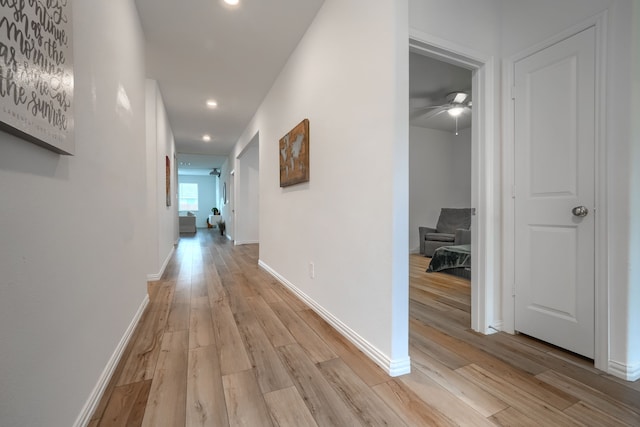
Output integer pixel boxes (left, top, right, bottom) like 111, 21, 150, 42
410, 91, 472, 135
209, 168, 221, 177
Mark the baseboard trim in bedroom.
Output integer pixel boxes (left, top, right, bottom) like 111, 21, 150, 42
73, 294, 149, 427
258, 259, 411, 377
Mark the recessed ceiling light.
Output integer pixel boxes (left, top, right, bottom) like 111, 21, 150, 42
202, 134, 211, 142
224, 0, 239, 5
206, 99, 218, 108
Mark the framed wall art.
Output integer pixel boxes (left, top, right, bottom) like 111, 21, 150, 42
165, 156, 171, 206
279, 119, 309, 187
223, 182, 227, 205
0, 1, 75, 154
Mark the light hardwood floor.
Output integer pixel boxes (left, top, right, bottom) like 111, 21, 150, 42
90, 230, 640, 426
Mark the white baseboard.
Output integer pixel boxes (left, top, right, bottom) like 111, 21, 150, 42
146, 245, 175, 281
258, 260, 411, 377
486, 321, 503, 334
609, 359, 640, 381
73, 294, 150, 427
235, 240, 259, 246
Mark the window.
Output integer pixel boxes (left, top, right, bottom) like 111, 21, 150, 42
178, 183, 198, 211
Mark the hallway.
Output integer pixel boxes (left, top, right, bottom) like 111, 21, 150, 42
91, 231, 640, 426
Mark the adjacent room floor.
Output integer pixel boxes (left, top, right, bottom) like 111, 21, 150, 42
90, 230, 640, 426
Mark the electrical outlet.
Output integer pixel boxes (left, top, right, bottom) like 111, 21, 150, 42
309, 262, 315, 279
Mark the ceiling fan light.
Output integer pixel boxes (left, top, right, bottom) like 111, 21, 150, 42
448, 106, 465, 117
452, 92, 468, 104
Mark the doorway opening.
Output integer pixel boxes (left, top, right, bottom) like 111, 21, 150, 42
408, 35, 498, 339
409, 51, 474, 330
235, 133, 260, 246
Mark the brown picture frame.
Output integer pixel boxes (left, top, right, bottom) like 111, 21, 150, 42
165, 155, 171, 206
279, 119, 309, 187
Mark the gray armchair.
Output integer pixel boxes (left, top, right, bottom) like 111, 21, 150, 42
419, 208, 471, 257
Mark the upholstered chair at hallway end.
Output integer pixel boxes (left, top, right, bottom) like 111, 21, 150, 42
419, 208, 471, 257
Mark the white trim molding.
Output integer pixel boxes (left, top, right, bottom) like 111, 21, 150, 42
73, 294, 150, 427
147, 245, 175, 281
608, 360, 640, 382
258, 260, 411, 377
234, 240, 259, 246
488, 320, 503, 333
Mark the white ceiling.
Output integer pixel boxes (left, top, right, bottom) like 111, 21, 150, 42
134, 0, 325, 169
409, 51, 472, 133
133, 1, 470, 174
177, 153, 229, 176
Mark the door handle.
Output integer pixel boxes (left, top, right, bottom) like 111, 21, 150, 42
572, 206, 589, 217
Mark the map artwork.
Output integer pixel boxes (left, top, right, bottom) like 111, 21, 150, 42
279, 119, 309, 187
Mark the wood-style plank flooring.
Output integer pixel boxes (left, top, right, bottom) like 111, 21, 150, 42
90, 230, 640, 426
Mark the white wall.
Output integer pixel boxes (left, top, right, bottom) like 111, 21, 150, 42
500, 0, 615, 56
154, 86, 179, 268
145, 81, 160, 278
452, 128, 473, 199
231, 0, 410, 374
409, 126, 471, 252
178, 175, 218, 228
217, 158, 233, 239
409, 0, 501, 53
628, 0, 640, 375
0, 1, 148, 425
236, 137, 260, 245
145, 80, 178, 280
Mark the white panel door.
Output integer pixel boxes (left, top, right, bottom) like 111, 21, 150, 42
514, 27, 595, 358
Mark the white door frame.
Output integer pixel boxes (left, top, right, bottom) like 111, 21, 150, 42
409, 30, 499, 334
502, 12, 608, 371
228, 168, 235, 241
235, 132, 260, 246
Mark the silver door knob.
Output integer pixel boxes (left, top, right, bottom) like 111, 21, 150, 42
572, 206, 589, 217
